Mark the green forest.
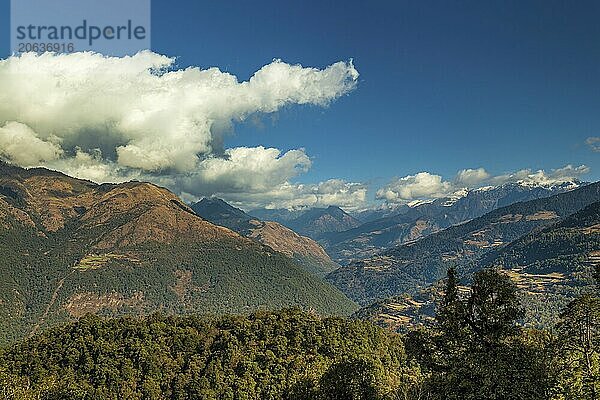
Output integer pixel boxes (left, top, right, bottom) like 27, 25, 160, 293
1, 266, 598, 400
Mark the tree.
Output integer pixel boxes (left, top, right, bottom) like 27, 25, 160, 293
436, 267, 466, 345
0, 310, 412, 399
318, 358, 381, 400
465, 269, 524, 346
405, 268, 551, 400
555, 294, 600, 400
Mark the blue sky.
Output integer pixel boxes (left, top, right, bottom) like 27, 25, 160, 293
151, 0, 600, 184
0, 0, 598, 208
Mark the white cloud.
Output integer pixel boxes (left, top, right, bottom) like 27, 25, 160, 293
0, 51, 362, 209
47, 148, 135, 184
455, 168, 490, 186
489, 164, 590, 186
189, 146, 311, 193
219, 179, 368, 211
166, 147, 367, 210
376, 172, 454, 202
0, 51, 357, 173
312, 179, 368, 210
0, 122, 63, 166
586, 137, 600, 152
378, 164, 590, 204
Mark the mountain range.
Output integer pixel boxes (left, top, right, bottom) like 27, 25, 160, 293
353, 199, 600, 331
321, 181, 584, 264
1, 160, 597, 345
327, 181, 600, 306
0, 163, 356, 345
191, 198, 339, 277
250, 205, 361, 239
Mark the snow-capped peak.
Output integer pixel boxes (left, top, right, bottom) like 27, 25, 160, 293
441, 188, 470, 207
407, 199, 435, 208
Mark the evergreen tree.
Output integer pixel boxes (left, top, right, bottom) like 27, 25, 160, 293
555, 294, 600, 400
436, 267, 465, 343
465, 269, 524, 346
406, 268, 551, 400
318, 358, 380, 400
0, 309, 416, 399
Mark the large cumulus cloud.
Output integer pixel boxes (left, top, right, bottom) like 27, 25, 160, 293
171, 148, 367, 210
0, 51, 363, 209
0, 122, 63, 166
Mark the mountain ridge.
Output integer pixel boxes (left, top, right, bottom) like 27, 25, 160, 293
321, 180, 586, 264
327, 181, 600, 305
0, 163, 356, 344
251, 205, 361, 239
353, 200, 600, 331
191, 197, 339, 276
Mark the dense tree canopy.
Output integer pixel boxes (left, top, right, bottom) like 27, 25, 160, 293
0, 309, 418, 400
1, 269, 599, 399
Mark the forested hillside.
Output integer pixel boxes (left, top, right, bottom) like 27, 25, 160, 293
353, 201, 600, 331
328, 182, 600, 305
482, 200, 600, 274
191, 198, 340, 277
2, 269, 598, 400
0, 163, 356, 345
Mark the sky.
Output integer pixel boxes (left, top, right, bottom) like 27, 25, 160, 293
0, 0, 598, 210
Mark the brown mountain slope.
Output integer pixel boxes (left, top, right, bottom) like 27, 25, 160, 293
0, 163, 356, 344
0, 164, 241, 250
190, 198, 339, 276
248, 220, 339, 276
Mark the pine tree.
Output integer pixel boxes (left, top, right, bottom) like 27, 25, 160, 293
436, 267, 464, 341
555, 294, 600, 400
465, 269, 524, 347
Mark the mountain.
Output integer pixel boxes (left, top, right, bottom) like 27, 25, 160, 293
251, 205, 361, 239
249, 207, 306, 223
322, 181, 584, 264
190, 197, 256, 234
288, 206, 362, 238
480, 200, 600, 275
327, 182, 600, 306
0, 163, 356, 345
353, 200, 600, 331
191, 198, 339, 276
350, 203, 409, 223
351, 281, 455, 332
477, 200, 600, 325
